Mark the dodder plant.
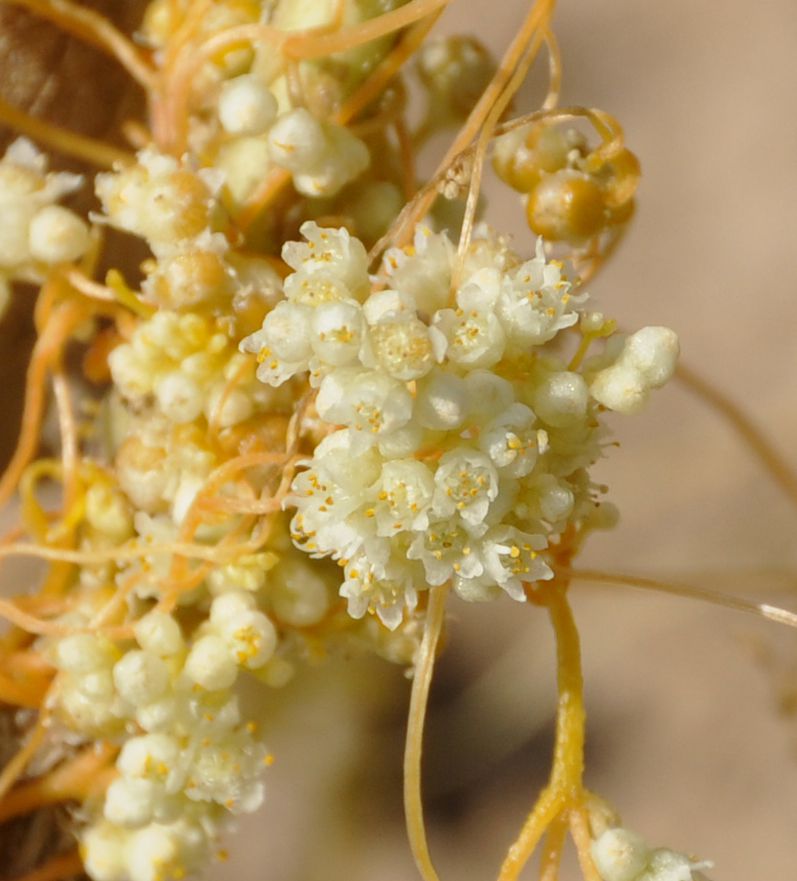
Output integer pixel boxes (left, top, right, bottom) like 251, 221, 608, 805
0, 2, 794, 881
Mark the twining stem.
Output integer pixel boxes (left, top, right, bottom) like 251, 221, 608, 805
404, 583, 450, 881
497, 584, 590, 881
282, 0, 451, 59
569, 806, 603, 881
499, 786, 564, 881
547, 587, 585, 794
457, 0, 551, 261
0, 97, 133, 168
0, 295, 87, 510
567, 567, 797, 629
376, 0, 556, 258
538, 815, 568, 881
0, 716, 46, 802
0, 742, 116, 823
676, 361, 797, 511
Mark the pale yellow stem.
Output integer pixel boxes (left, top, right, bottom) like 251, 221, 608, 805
52, 372, 78, 512
0, 716, 46, 802
568, 567, 797, 629
0, 297, 86, 510
676, 361, 797, 510
497, 586, 586, 881
569, 806, 603, 881
404, 584, 450, 881
283, 0, 451, 59
0, 97, 133, 168
538, 814, 568, 881
498, 786, 565, 881
458, 0, 552, 262
378, 0, 556, 257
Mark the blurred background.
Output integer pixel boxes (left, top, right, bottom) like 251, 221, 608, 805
2, 1, 797, 879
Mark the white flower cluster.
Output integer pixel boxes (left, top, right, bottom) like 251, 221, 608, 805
215, 100, 371, 208
108, 310, 270, 430
592, 827, 713, 881
241, 222, 679, 628
0, 138, 90, 316
55, 605, 275, 881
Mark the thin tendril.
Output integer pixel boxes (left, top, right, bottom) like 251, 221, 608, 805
676, 361, 797, 511
0, 97, 133, 168
404, 583, 449, 881
568, 567, 797, 628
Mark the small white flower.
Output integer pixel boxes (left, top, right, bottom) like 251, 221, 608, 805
283, 266, 353, 306
480, 402, 539, 477
432, 447, 499, 528
183, 726, 268, 812
315, 368, 413, 443
640, 848, 713, 881
434, 304, 506, 368
28, 204, 90, 264
496, 242, 582, 346
290, 460, 370, 557
622, 326, 680, 387
292, 125, 370, 198
270, 557, 331, 627
590, 362, 648, 414
364, 317, 439, 380
589, 324, 680, 414
408, 517, 484, 585
217, 608, 278, 670
124, 820, 206, 881
339, 554, 419, 630
372, 459, 436, 536
282, 221, 370, 300
380, 226, 454, 314
117, 733, 181, 781
81, 821, 128, 881
309, 299, 365, 366
480, 526, 552, 600
434, 268, 506, 368
134, 613, 184, 657
240, 300, 312, 386
154, 372, 204, 424
311, 429, 383, 491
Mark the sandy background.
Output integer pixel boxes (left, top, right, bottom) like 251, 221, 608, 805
1, 1, 796, 880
